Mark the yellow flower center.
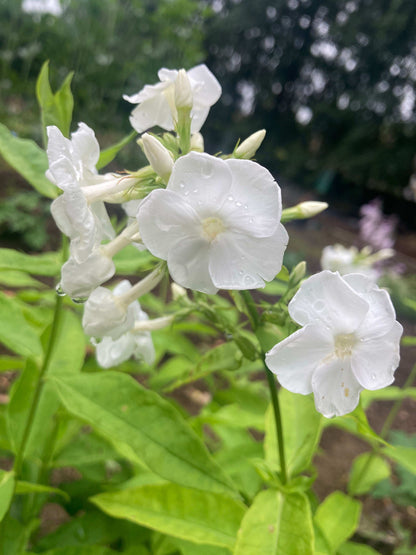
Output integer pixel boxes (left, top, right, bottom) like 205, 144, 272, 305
334, 333, 356, 359
201, 216, 225, 242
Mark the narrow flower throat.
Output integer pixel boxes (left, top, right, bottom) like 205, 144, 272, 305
334, 333, 357, 359
201, 216, 225, 242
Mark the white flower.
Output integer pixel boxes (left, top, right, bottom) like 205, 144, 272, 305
321, 244, 379, 282
123, 64, 221, 134
60, 250, 115, 300
95, 281, 155, 368
137, 151, 288, 294
142, 133, 174, 182
265, 271, 402, 418
47, 123, 115, 261
82, 268, 165, 339
234, 129, 266, 159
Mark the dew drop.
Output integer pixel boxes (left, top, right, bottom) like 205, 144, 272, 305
371, 373, 377, 380
201, 160, 213, 177
313, 300, 325, 312
244, 275, 254, 285
240, 255, 246, 261
192, 188, 198, 193
197, 200, 202, 206
235, 201, 242, 207
55, 283, 66, 297
179, 182, 185, 188
238, 270, 244, 275
249, 218, 254, 223
184, 191, 190, 196
244, 204, 248, 210
227, 195, 234, 201
72, 296, 88, 304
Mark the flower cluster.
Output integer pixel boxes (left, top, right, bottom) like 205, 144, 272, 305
47, 63, 401, 417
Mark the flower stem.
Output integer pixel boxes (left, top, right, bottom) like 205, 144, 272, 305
240, 290, 288, 484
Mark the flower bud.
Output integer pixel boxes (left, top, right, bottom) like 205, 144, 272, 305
190, 132, 204, 152
174, 69, 193, 109
171, 282, 187, 300
288, 261, 306, 288
297, 201, 328, 218
142, 133, 174, 183
234, 129, 266, 159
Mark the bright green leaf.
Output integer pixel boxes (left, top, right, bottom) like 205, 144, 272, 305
265, 390, 322, 478
0, 270, 45, 288
0, 356, 24, 372
0, 470, 15, 522
113, 246, 156, 275
0, 248, 61, 276
15, 480, 69, 501
50, 372, 236, 495
234, 489, 314, 555
0, 292, 42, 357
36, 61, 74, 139
361, 387, 416, 409
348, 452, 391, 496
91, 483, 245, 550
0, 123, 58, 198
97, 131, 137, 169
383, 445, 416, 475
314, 491, 361, 553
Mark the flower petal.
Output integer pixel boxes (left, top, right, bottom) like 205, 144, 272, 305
137, 189, 200, 259
168, 152, 232, 216
129, 93, 173, 133
266, 323, 333, 395
96, 334, 136, 368
168, 235, 216, 294
344, 273, 397, 339
219, 159, 281, 237
187, 64, 222, 107
71, 122, 100, 173
312, 358, 362, 418
351, 321, 402, 390
60, 251, 115, 299
209, 224, 288, 289
289, 270, 369, 334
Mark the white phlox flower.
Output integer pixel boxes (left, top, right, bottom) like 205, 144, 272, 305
94, 281, 155, 368
60, 250, 115, 300
137, 151, 288, 294
47, 123, 134, 262
82, 267, 165, 339
123, 64, 222, 134
321, 244, 386, 283
265, 270, 402, 418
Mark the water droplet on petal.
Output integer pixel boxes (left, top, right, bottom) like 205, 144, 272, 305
249, 218, 254, 223
72, 296, 88, 304
179, 182, 185, 188
235, 201, 242, 207
193, 188, 198, 193
244, 204, 248, 210
371, 373, 377, 380
238, 270, 244, 275
313, 300, 325, 312
184, 191, 190, 196
55, 283, 66, 297
227, 195, 234, 201
244, 275, 255, 285
201, 160, 213, 177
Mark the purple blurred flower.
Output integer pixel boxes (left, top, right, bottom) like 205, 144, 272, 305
359, 199, 397, 251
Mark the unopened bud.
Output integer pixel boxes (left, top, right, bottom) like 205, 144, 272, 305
171, 282, 187, 301
281, 201, 328, 222
175, 69, 193, 109
190, 132, 204, 152
289, 261, 306, 288
142, 133, 174, 183
234, 129, 266, 159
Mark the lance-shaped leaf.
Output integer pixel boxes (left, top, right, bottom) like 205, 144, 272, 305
234, 489, 314, 555
0, 123, 58, 199
97, 131, 137, 170
265, 389, 322, 478
91, 483, 246, 550
0, 292, 42, 358
0, 470, 15, 522
50, 372, 236, 495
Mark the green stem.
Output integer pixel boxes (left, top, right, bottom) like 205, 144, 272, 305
240, 290, 288, 484
14, 293, 63, 478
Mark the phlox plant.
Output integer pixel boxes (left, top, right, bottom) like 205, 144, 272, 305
0, 60, 414, 555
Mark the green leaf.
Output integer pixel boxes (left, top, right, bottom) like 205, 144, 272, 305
338, 541, 380, 555
36, 61, 74, 139
348, 452, 391, 496
361, 386, 416, 409
15, 480, 69, 501
314, 492, 361, 554
97, 131, 137, 169
0, 292, 42, 357
402, 336, 416, 346
171, 538, 229, 555
50, 372, 237, 495
0, 470, 15, 522
234, 489, 314, 555
265, 390, 322, 478
113, 246, 156, 275
91, 483, 246, 550
383, 445, 416, 475
0, 356, 24, 372
0, 270, 45, 288
29, 548, 117, 555
326, 403, 385, 446
0, 248, 61, 276
52, 430, 119, 468
0, 123, 58, 199
160, 342, 243, 392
